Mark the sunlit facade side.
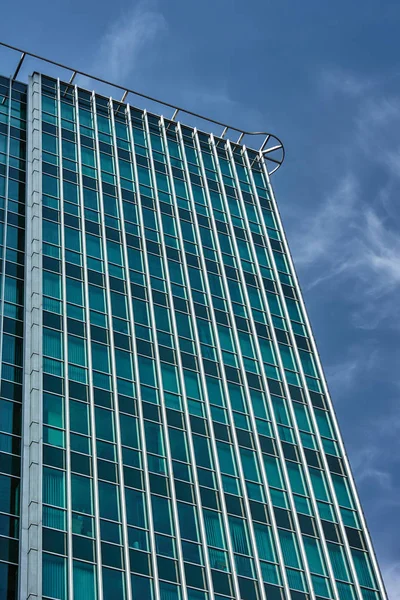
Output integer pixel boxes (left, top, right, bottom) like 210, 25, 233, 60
0, 70, 387, 600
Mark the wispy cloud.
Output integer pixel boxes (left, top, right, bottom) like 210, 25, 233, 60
324, 341, 380, 396
354, 210, 400, 295
290, 177, 400, 312
285, 63, 400, 600
92, 1, 167, 82
324, 357, 359, 392
82, 3, 250, 136
182, 88, 237, 109
355, 96, 400, 177
292, 174, 358, 269
348, 416, 400, 597
289, 68, 400, 330
382, 561, 400, 600
351, 446, 394, 492
320, 67, 375, 98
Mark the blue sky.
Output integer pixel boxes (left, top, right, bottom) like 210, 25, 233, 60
1, 1, 399, 595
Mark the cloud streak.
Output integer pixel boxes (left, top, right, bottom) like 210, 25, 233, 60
93, 1, 167, 83
289, 69, 400, 330
320, 67, 375, 98
292, 174, 358, 269
381, 561, 400, 600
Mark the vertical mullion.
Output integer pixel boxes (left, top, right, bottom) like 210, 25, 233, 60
208, 133, 316, 599
257, 154, 387, 598
158, 114, 215, 597
142, 110, 189, 600
175, 121, 244, 600
56, 78, 73, 599
227, 140, 340, 599
125, 103, 161, 600
91, 93, 132, 600
74, 85, 103, 599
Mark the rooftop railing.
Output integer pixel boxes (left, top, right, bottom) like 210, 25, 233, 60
0, 41, 284, 174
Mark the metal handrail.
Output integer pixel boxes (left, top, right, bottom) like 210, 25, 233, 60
0, 40, 284, 173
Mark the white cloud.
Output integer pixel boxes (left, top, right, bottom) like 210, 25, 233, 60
324, 356, 360, 395
351, 446, 393, 492
93, 1, 167, 82
289, 69, 400, 329
356, 210, 400, 294
290, 176, 400, 307
324, 341, 381, 396
182, 88, 236, 109
320, 67, 374, 98
291, 174, 358, 269
82, 4, 249, 135
382, 561, 400, 600
355, 96, 400, 178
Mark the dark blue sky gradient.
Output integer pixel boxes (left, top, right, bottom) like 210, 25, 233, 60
1, 1, 399, 595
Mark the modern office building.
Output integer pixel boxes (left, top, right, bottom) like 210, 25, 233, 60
0, 44, 387, 600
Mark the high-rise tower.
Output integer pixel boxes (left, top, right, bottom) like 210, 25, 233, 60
0, 43, 387, 600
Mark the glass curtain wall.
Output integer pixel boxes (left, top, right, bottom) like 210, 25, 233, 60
28, 73, 387, 600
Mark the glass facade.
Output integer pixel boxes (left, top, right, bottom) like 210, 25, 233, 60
0, 70, 387, 600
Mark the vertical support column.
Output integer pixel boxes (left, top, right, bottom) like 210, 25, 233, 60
19, 73, 43, 600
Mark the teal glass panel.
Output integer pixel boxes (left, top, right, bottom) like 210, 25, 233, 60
203, 510, 226, 549
152, 495, 174, 535
263, 455, 284, 489
43, 393, 64, 428
336, 582, 357, 600
43, 467, 66, 508
302, 536, 326, 575
73, 561, 96, 600
331, 474, 354, 509
102, 566, 125, 600
99, 481, 120, 521
178, 502, 200, 542
278, 530, 301, 569
327, 542, 351, 582
71, 474, 93, 514
351, 550, 377, 589
254, 523, 275, 562
43, 553, 67, 600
